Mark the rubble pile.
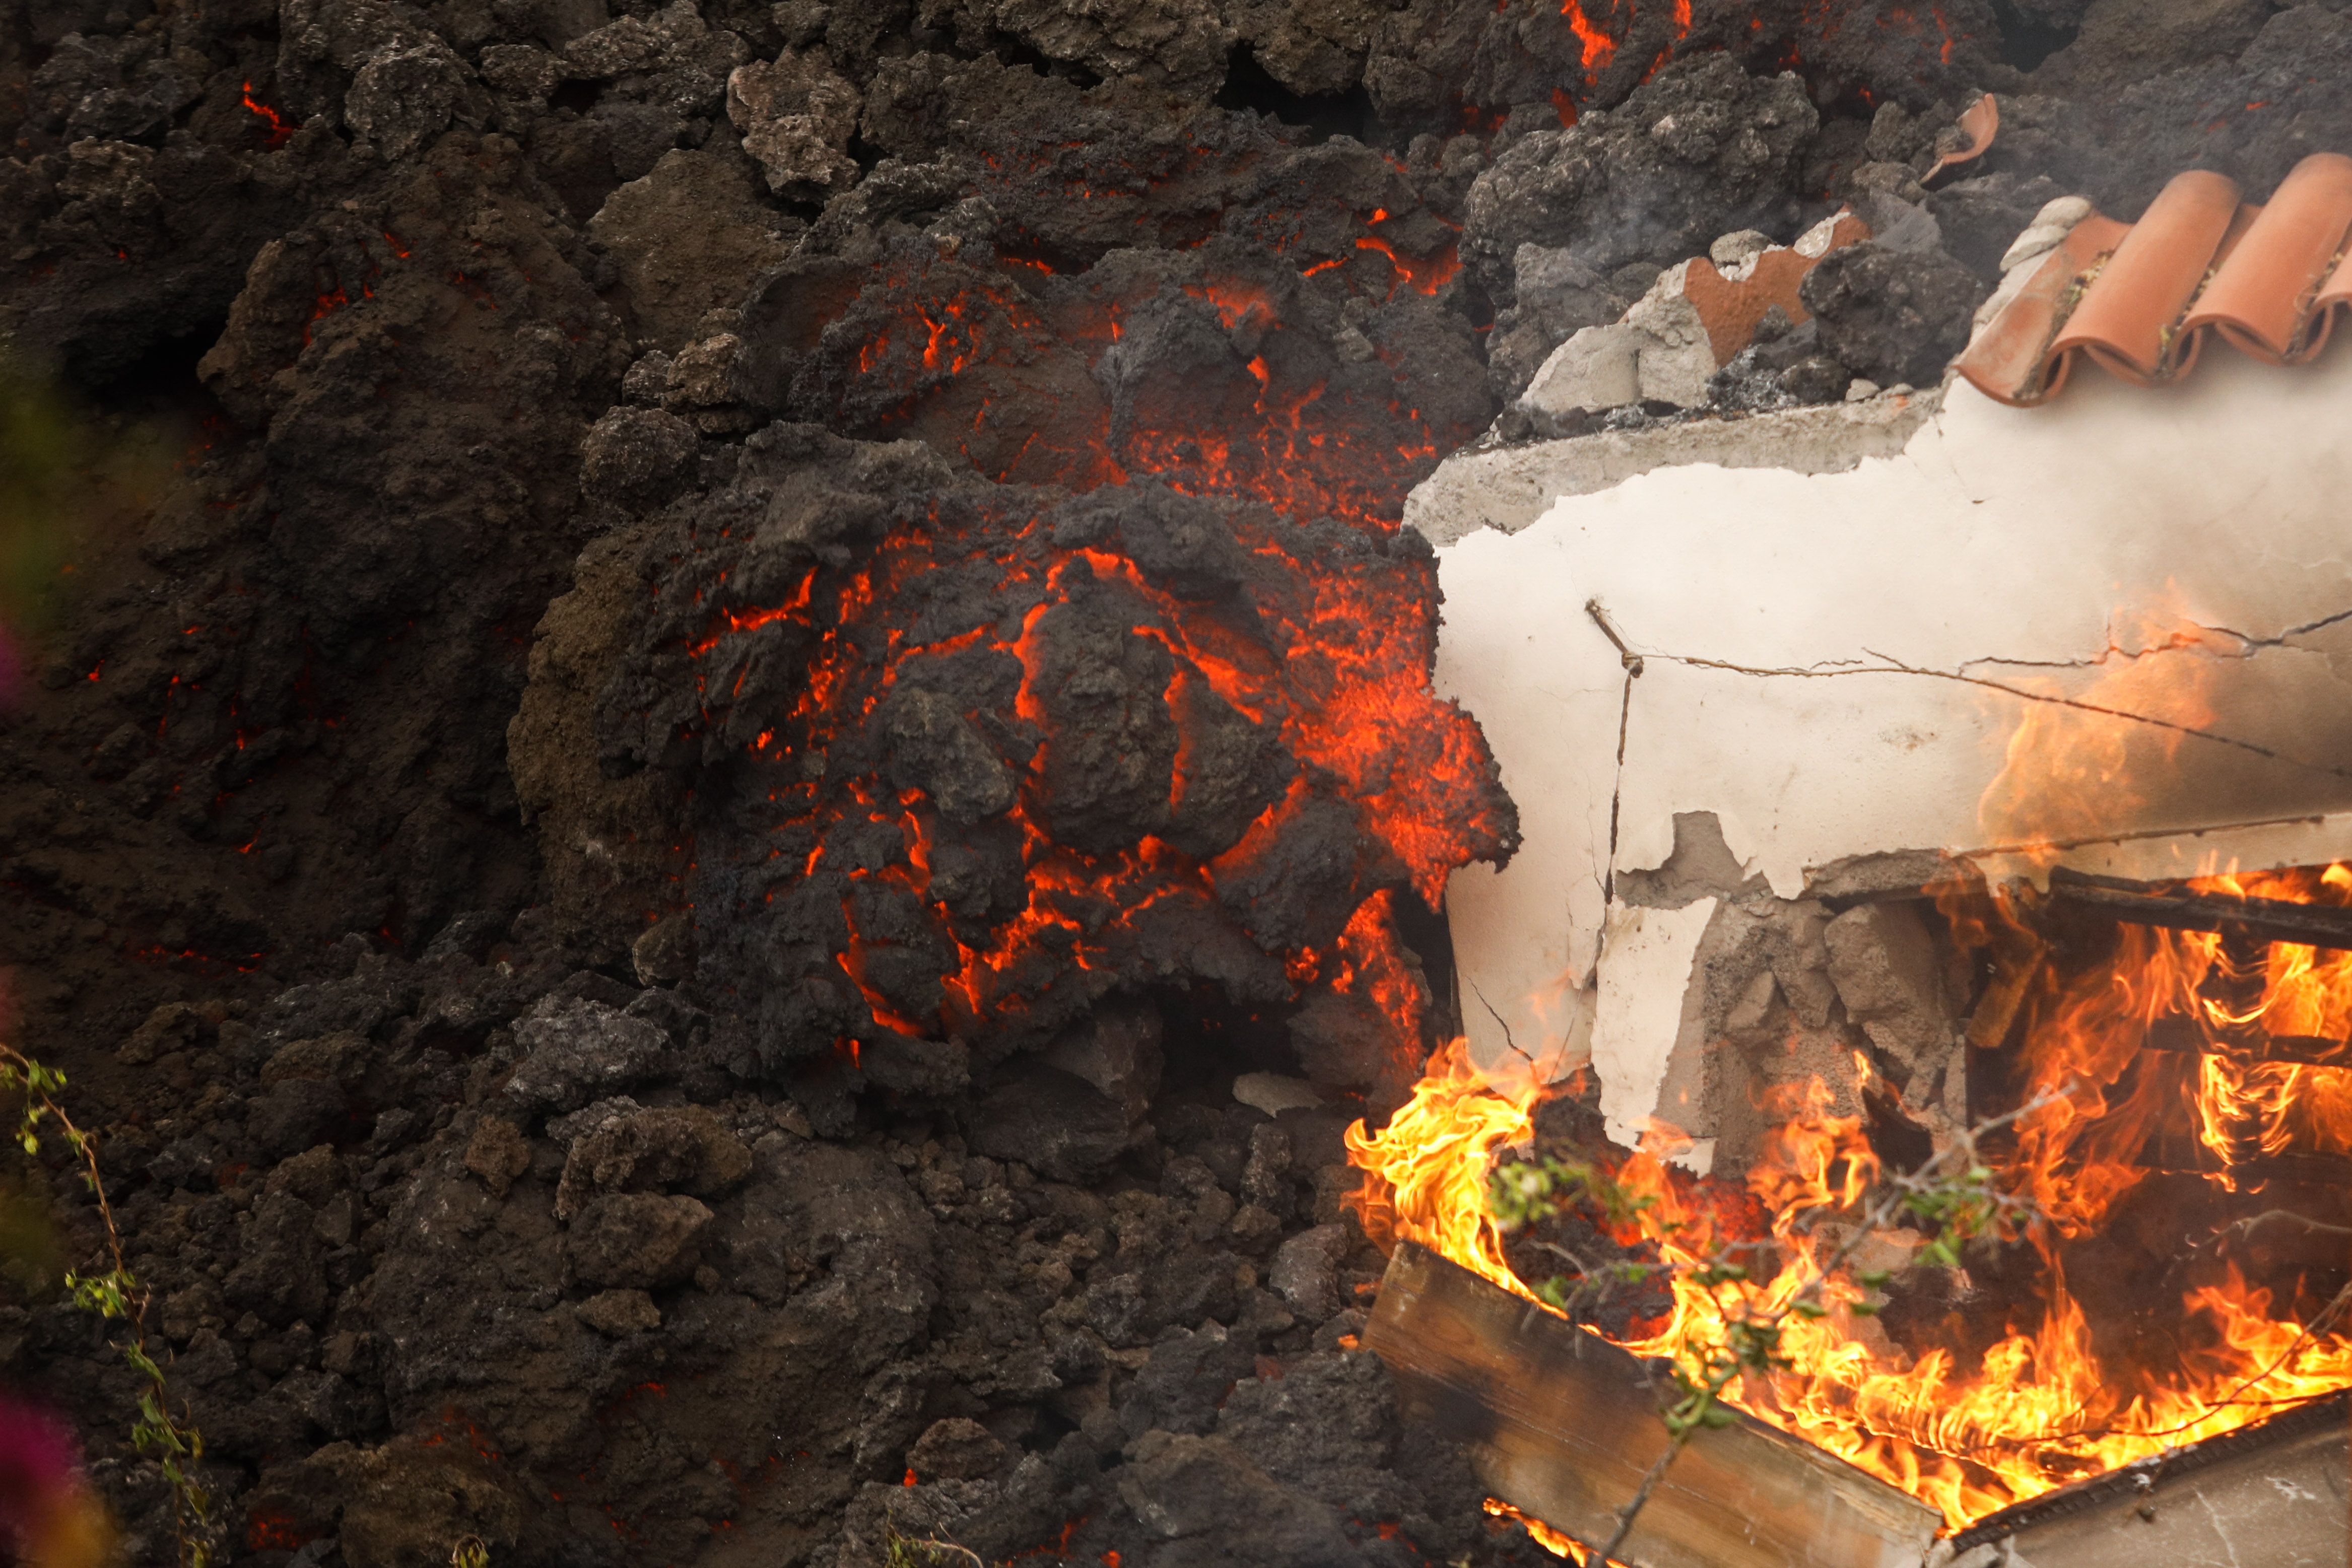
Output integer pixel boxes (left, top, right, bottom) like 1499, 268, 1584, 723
4, 0, 2351, 1558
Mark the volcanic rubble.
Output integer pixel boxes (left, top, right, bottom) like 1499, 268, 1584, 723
3, 0, 2350, 1560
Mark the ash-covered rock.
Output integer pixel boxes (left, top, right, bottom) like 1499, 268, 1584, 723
1463, 56, 1820, 308
15, 933, 1514, 1566
1799, 240, 1988, 389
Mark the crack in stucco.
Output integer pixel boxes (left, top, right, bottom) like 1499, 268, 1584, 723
1949, 602, 2352, 675
2194, 1489, 2243, 1568
1609, 628, 2352, 786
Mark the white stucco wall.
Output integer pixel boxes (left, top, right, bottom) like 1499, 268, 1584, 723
1422, 350, 2352, 1141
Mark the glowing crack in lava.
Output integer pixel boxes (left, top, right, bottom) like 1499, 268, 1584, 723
619, 418, 1516, 1097
612, 186, 1511, 1095
1347, 623, 2352, 1540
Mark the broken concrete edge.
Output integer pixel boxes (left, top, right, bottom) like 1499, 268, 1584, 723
1402, 388, 1940, 550
1513, 209, 1874, 421
1807, 809, 2352, 903
1934, 1390, 2349, 1565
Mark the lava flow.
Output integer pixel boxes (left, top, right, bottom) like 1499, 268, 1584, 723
608, 106, 1524, 1091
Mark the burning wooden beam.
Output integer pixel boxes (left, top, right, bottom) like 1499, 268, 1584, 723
1362, 1240, 1943, 1568
1366, 1242, 2352, 1568
2046, 867, 2352, 952
2141, 1014, 2352, 1069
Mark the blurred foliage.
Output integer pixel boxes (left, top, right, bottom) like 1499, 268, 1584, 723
0, 352, 180, 676
0, 358, 86, 644
0, 1181, 65, 1304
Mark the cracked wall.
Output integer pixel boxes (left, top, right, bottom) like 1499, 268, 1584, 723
1415, 350, 2352, 1143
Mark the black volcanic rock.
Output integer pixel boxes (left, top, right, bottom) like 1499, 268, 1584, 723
1462, 55, 1818, 307
1800, 240, 1990, 387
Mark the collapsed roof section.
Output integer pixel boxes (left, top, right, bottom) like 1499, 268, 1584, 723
1959, 153, 2352, 405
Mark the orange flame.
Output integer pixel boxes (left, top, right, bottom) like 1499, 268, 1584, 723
1352, 604, 2352, 1534
1481, 1497, 1626, 1564
1355, 1035, 2352, 1529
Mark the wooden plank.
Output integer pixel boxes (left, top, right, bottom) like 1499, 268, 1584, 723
2046, 867, 2352, 952
1363, 1241, 1942, 1568
1946, 1393, 2348, 1568
2142, 1013, 2352, 1070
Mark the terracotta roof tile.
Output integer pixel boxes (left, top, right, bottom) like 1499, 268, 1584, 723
1956, 153, 2352, 406
1922, 94, 1998, 185
1679, 211, 1871, 364
2184, 153, 2352, 361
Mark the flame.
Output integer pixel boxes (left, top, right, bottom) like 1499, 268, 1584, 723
1481, 1498, 1625, 1564
1355, 1036, 2352, 1530
1352, 604, 2352, 1535
1975, 604, 2228, 854
1345, 1038, 1540, 1290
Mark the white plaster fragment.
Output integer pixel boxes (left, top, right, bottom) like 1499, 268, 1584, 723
1405, 395, 1935, 548
1520, 323, 1644, 416
1622, 272, 1717, 407
1792, 210, 1851, 258
1997, 194, 2094, 274
1709, 228, 1773, 274
1589, 898, 1717, 1144
1233, 1072, 1322, 1116
1518, 260, 1718, 416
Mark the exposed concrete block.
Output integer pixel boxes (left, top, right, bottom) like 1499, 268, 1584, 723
1519, 322, 1645, 417
1401, 392, 1936, 547
1621, 275, 1717, 407
1823, 902, 1956, 1074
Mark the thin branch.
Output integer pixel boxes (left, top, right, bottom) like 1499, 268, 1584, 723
1510, 1088, 2069, 1563
4, 1044, 213, 1567
2216, 1208, 2352, 1242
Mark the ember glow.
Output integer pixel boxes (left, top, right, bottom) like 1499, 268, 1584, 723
656, 148, 1507, 1081
782, 246, 1479, 528
1350, 618, 2352, 1536
653, 171, 1513, 1081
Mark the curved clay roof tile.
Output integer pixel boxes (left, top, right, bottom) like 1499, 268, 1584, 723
2312, 248, 2352, 361
1953, 215, 2131, 406
2181, 152, 2352, 362
2049, 169, 2242, 384
1923, 94, 1999, 185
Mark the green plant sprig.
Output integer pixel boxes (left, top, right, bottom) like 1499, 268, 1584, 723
4, 1042, 214, 1567
1489, 1089, 2064, 1564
